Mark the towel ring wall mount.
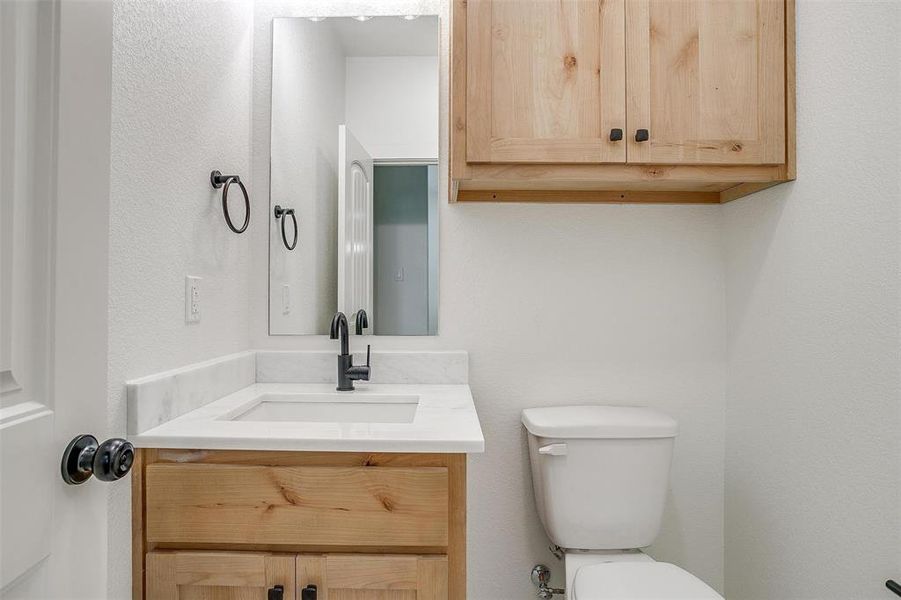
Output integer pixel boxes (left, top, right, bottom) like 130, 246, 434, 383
274, 205, 298, 251
210, 170, 250, 234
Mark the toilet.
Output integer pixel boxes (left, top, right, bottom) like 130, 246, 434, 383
522, 405, 722, 600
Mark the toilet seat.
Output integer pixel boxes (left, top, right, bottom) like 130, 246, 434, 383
572, 562, 722, 600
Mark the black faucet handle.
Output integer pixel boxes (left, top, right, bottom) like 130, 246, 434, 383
345, 345, 371, 383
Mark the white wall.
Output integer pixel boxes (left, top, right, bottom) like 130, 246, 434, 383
269, 18, 344, 334
345, 56, 439, 160
107, 1, 254, 597
252, 3, 726, 597
722, 2, 901, 598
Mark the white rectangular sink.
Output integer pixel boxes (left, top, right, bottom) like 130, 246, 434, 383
225, 393, 419, 424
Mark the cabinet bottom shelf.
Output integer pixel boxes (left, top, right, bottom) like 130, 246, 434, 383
454, 181, 789, 204
451, 161, 795, 204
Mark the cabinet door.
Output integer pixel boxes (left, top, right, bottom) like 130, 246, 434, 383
297, 555, 447, 600
626, 0, 785, 164
147, 552, 296, 600
465, 0, 626, 164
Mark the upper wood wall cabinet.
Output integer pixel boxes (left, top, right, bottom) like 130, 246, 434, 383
450, 0, 796, 204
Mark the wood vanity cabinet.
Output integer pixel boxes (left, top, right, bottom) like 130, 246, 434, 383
133, 450, 464, 600
450, 0, 796, 203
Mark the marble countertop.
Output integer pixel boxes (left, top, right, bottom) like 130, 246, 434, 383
130, 382, 485, 453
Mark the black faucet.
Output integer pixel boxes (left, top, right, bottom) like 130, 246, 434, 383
355, 309, 369, 335
329, 311, 370, 391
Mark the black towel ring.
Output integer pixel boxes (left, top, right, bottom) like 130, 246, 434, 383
210, 170, 250, 234
273, 205, 298, 251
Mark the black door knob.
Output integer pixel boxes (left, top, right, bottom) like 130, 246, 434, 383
635, 129, 650, 142
609, 128, 623, 141
301, 584, 318, 600
61, 434, 135, 485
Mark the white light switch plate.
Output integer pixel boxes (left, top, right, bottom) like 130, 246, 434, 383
185, 276, 201, 323
282, 284, 291, 314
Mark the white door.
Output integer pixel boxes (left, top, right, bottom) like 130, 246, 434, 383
337, 125, 374, 328
1, 2, 112, 598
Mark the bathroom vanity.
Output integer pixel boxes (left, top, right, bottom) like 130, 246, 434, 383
127, 14, 478, 597
127, 352, 482, 600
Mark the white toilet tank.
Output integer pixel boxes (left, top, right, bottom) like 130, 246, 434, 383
522, 406, 678, 550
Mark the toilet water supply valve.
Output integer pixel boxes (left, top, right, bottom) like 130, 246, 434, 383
531, 565, 564, 599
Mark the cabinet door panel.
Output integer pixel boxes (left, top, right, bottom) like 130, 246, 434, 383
627, 0, 785, 164
466, 0, 626, 163
297, 555, 447, 600
147, 552, 295, 600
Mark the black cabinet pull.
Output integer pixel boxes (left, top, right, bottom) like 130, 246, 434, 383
301, 584, 318, 600
887, 580, 901, 597
609, 128, 623, 141
268, 585, 284, 600
635, 129, 650, 142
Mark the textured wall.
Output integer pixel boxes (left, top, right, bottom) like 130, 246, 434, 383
107, 1, 254, 597
252, 2, 726, 597
723, 1, 901, 598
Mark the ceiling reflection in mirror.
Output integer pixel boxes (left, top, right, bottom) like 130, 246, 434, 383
268, 15, 439, 336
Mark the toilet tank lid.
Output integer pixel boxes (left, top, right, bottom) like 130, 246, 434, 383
521, 406, 678, 439
573, 563, 722, 600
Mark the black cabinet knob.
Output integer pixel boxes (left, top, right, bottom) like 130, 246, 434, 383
887, 580, 901, 597
609, 128, 623, 141
301, 584, 318, 600
635, 129, 649, 142
268, 585, 284, 600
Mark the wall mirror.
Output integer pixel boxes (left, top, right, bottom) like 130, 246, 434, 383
268, 15, 439, 336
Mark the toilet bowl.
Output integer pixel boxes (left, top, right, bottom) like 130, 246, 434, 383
572, 560, 721, 599
522, 406, 723, 600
